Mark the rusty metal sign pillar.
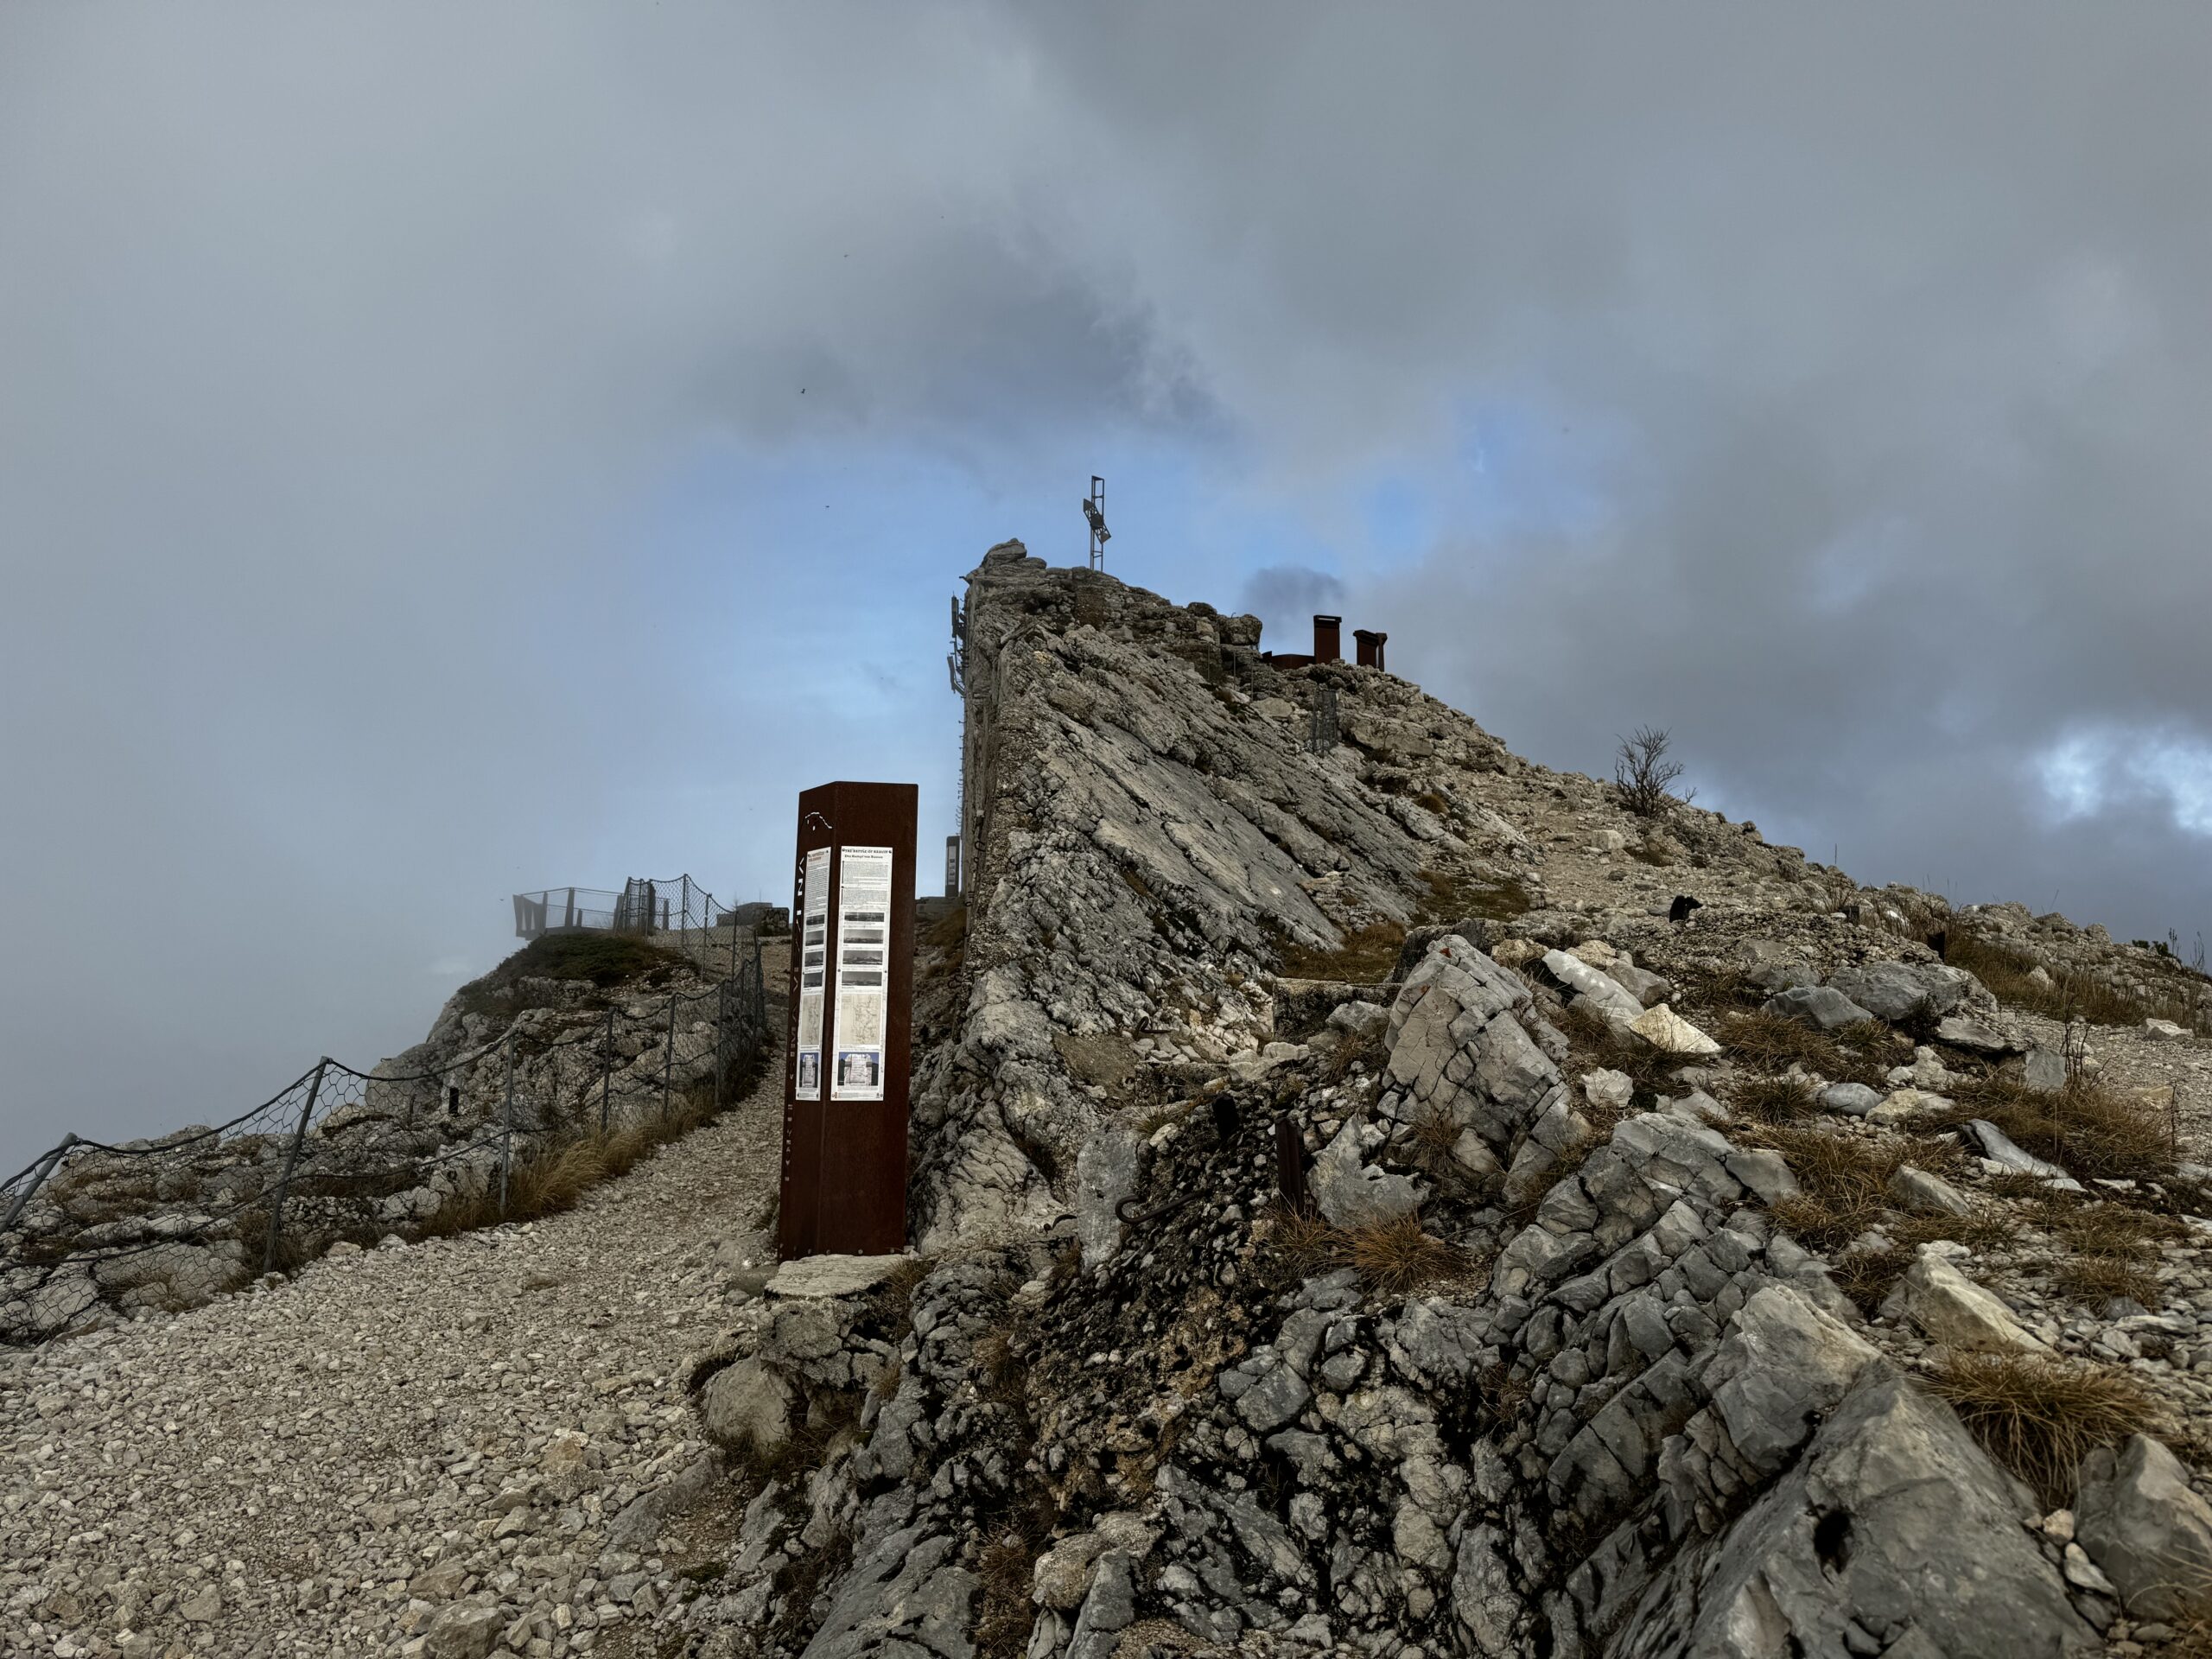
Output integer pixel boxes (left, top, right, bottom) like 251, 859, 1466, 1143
778, 780, 918, 1259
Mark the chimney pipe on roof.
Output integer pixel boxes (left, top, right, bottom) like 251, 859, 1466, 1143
1354, 628, 1388, 672
1313, 614, 1342, 664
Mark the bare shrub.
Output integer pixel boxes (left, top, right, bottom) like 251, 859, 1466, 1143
1614, 726, 1694, 817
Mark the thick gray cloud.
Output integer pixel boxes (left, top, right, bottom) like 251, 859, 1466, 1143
3, 3, 2207, 1166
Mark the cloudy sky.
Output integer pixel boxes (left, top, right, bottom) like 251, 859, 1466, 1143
4, 3, 2209, 1168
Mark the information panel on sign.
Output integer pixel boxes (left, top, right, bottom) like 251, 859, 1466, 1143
830, 845, 893, 1101
795, 846, 830, 1100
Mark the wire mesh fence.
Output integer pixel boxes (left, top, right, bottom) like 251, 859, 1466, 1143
0, 938, 774, 1345
512, 874, 727, 942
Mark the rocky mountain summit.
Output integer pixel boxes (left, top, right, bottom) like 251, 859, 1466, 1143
12, 544, 2212, 1659
683, 546, 2212, 1659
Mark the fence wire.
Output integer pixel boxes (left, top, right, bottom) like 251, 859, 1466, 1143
512, 874, 742, 944
0, 939, 772, 1345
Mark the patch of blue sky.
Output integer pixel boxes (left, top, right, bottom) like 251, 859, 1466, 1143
2031, 722, 2212, 837
1448, 394, 1625, 548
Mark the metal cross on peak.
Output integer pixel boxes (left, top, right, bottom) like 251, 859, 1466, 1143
1083, 475, 1109, 570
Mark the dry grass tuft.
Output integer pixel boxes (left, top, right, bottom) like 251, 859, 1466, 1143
2040, 1199, 2189, 1258
1344, 1213, 1484, 1297
1752, 1125, 1908, 1251
1924, 1351, 2167, 1506
1416, 867, 1533, 925
730, 1390, 861, 1493
861, 1255, 936, 1335
1319, 1022, 1389, 1086
1890, 1210, 2013, 1254
1829, 1244, 1912, 1314
1719, 1009, 1893, 1089
505, 1139, 607, 1217
971, 1327, 1028, 1410
1407, 1110, 1465, 1163
1264, 1204, 1480, 1298
973, 1534, 1040, 1659
1278, 920, 1408, 983
1732, 1075, 1818, 1125
1554, 1003, 1675, 1094
1720, 1008, 1846, 1072
1946, 1075, 2175, 1183
2054, 1255, 2164, 1311
1266, 1202, 1351, 1280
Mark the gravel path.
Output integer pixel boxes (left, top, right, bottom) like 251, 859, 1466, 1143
1, 1049, 784, 1659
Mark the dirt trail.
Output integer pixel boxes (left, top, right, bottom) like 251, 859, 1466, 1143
1, 1047, 785, 1659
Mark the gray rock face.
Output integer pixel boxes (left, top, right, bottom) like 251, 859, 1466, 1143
1610, 1368, 2098, 1657
1936, 1013, 2020, 1053
1880, 1250, 2045, 1353
1541, 950, 1643, 1028
1818, 1081, 1884, 1117
1827, 960, 1972, 1023
1311, 1121, 1424, 1230
1762, 984, 1876, 1031
1327, 998, 1390, 1039
1741, 956, 1820, 995
1074, 1124, 1141, 1268
422, 1604, 504, 1659
914, 550, 1485, 1249
2024, 1044, 2070, 1094
1701, 1287, 1877, 1472
1611, 963, 1674, 1007
2075, 1434, 2212, 1621
800, 1525, 976, 1659
699, 1357, 794, 1456
747, 556, 2124, 1659
1964, 1117, 2079, 1186
1887, 1164, 1973, 1217
766, 1254, 912, 1300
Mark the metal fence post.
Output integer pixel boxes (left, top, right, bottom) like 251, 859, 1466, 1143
601, 1005, 614, 1136
1, 1135, 80, 1236
264, 1060, 327, 1274
499, 1034, 516, 1217
661, 994, 677, 1122
752, 931, 766, 1030
713, 978, 730, 1116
